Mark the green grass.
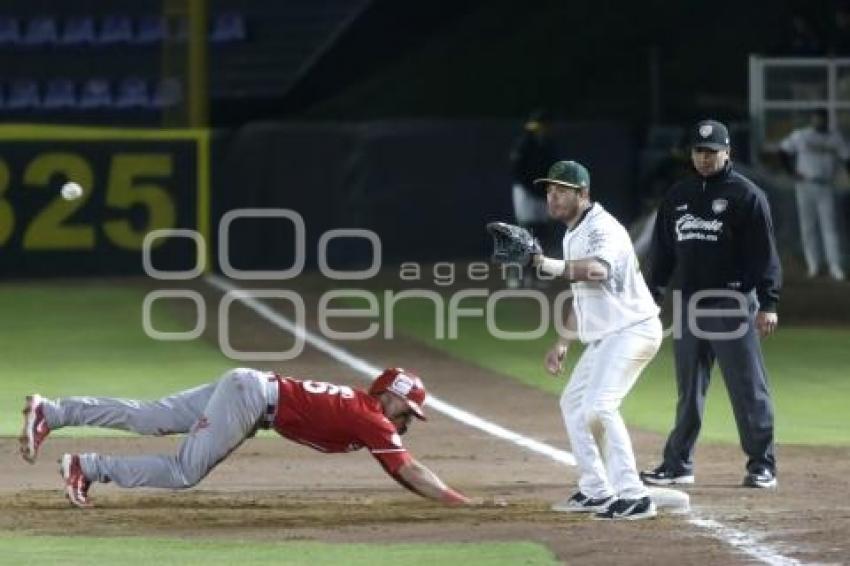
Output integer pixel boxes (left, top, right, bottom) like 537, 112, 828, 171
0, 536, 557, 566
0, 284, 233, 436
374, 295, 850, 445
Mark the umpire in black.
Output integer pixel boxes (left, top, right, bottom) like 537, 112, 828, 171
640, 119, 782, 489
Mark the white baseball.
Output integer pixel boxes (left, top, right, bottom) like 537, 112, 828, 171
61, 182, 84, 200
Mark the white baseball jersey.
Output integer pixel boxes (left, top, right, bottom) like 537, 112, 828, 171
563, 204, 659, 343
780, 126, 850, 181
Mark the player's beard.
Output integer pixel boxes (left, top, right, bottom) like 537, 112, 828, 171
553, 203, 578, 225
548, 195, 579, 224
548, 202, 569, 222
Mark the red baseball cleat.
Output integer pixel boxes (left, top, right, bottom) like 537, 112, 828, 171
19, 394, 50, 464
60, 454, 93, 508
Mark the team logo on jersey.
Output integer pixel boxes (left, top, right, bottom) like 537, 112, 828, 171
711, 198, 728, 214
676, 204, 688, 211
675, 214, 724, 242
585, 229, 608, 256
699, 124, 713, 138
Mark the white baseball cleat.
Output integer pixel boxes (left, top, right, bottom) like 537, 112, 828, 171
60, 454, 93, 508
551, 491, 614, 513
19, 394, 50, 464
594, 496, 657, 520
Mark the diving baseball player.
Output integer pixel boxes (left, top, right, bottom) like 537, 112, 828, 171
19, 367, 474, 508
779, 108, 850, 280
489, 160, 662, 520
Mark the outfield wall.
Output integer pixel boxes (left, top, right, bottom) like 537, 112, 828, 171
0, 121, 636, 276
0, 125, 209, 277
214, 120, 637, 268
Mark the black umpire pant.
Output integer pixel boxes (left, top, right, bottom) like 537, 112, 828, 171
662, 292, 776, 475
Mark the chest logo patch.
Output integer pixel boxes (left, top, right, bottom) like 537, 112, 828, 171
675, 214, 724, 242
711, 198, 728, 214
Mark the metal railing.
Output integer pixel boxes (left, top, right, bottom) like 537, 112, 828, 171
749, 55, 850, 165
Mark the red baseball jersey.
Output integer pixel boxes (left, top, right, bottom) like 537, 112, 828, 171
271, 376, 412, 474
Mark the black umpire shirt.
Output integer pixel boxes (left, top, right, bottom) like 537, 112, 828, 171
648, 161, 782, 312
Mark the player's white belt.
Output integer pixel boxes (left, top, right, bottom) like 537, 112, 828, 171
263, 375, 279, 427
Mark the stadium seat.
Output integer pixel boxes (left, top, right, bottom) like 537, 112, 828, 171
60, 16, 96, 46
134, 15, 167, 45
210, 12, 247, 43
6, 79, 41, 109
151, 77, 182, 108
114, 76, 150, 108
42, 78, 77, 109
21, 16, 59, 46
0, 16, 21, 46
78, 78, 112, 109
98, 15, 133, 45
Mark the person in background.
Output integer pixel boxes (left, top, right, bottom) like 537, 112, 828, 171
641, 119, 781, 490
780, 109, 850, 281
509, 109, 559, 286
632, 130, 691, 262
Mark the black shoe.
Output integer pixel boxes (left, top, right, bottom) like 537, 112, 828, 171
551, 491, 614, 513
640, 464, 695, 486
594, 496, 657, 520
743, 468, 777, 489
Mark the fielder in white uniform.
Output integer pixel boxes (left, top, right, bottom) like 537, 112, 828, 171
780, 109, 850, 280
531, 160, 662, 520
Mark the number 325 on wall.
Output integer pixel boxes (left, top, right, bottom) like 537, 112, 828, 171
0, 152, 176, 251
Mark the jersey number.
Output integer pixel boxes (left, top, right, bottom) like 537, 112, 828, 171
302, 380, 355, 399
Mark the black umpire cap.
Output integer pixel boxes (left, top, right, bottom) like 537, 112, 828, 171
691, 119, 730, 150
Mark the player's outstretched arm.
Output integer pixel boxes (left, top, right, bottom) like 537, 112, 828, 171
392, 458, 472, 505
531, 254, 610, 282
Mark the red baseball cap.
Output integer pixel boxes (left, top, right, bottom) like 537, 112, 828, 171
368, 368, 427, 420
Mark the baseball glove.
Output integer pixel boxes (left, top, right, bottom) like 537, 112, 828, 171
486, 222, 542, 266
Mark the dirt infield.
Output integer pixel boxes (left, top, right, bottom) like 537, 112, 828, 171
2, 281, 849, 564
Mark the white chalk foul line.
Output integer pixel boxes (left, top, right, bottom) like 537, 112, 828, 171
205, 274, 804, 566
688, 519, 802, 566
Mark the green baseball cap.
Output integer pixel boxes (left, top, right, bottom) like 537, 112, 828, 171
533, 160, 590, 190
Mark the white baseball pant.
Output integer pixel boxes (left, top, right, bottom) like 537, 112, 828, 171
42, 368, 273, 488
796, 180, 844, 276
560, 316, 662, 500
